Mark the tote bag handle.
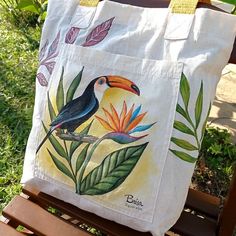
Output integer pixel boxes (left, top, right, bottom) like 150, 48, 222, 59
79, 0, 210, 14
170, 0, 211, 14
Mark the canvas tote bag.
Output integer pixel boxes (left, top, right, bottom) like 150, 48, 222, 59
22, 0, 236, 235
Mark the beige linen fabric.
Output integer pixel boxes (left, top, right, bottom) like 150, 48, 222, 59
22, 1, 236, 235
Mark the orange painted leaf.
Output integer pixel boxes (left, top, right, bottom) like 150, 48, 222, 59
110, 104, 120, 130
122, 104, 134, 131
119, 101, 127, 131
125, 112, 147, 132
95, 115, 115, 131
103, 108, 118, 130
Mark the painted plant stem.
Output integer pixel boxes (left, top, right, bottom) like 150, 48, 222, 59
77, 134, 108, 194
57, 133, 98, 143
63, 140, 78, 193
185, 108, 201, 149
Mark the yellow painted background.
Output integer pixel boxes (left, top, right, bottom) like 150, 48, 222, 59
37, 87, 159, 195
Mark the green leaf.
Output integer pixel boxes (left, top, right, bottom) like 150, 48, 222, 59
176, 104, 189, 121
170, 149, 197, 163
16, 0, 40, 13
180, 73, 190, 109
47, 149, 74, 180
42, 123, 67, 159
56, 67, 65, 113
69, 121, 93, 158
80, 143, 148, 195
195, 81, 203, 129
174, 121, 194, 136
47, 92, 56, 121
201, 103, 211, 141
66, 67, 84, 104
76, 144, 90, 175
218, 0, 236, 5
171, 137, 198, 151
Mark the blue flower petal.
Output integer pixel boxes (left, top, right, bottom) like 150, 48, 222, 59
129, 105, 142, 124
129, 123, 156, 134
106, 132, 146, 144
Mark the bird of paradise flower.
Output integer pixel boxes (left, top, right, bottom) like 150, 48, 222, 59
95, 101, 156, 144
77, 102, 156, 195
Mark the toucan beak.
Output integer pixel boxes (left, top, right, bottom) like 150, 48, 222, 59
106, 76, 140, 96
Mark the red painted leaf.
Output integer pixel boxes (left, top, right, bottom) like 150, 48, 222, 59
39, 40, 49, 62
82, 17, 115, 47
65, 27, 80, 44
42, 61, 56, 75
47, 31, 60, 58
37, 73, 48, 87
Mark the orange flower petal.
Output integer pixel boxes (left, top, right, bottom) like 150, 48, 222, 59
122, 104, 134, 131
103, 108, 118, 131
125, 112, 147, 132
110, 103, 120, 131
119, 101, 127, 131
95, 115, 115, 131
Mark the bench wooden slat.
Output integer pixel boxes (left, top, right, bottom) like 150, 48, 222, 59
23, 185, 151, 236
218, 170, 236, 236
0, 222, 24, 236
3, 196, 91, 236
22, 184, 221, 236
185, 189, 220, 219
171, 211, 217, 236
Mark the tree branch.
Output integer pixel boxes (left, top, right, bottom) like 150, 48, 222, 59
56, 132, 98, 144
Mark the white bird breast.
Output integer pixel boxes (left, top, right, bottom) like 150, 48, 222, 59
94, 81, 110, 102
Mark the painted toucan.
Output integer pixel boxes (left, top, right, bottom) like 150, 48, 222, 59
36, 75, 140, 153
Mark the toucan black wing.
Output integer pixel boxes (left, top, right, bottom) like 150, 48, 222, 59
50, 94, 99, 129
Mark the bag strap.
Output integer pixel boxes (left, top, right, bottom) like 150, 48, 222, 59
79, 0, 211, 9
169, 0, 199, 14
80, 0, 100, 7
170, 0, 211, 14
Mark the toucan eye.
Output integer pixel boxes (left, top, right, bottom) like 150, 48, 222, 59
98, 78, 105, 85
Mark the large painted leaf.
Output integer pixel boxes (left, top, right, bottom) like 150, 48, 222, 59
65, 27, 80, 44
180, 73, 190, 108
82, 17, 115, 47
47, 149, 74, 180
174, 121, 194, 136
69, 121, 93, 158
43, 61, 56, 75
56, 67, 65, 113
47, 31, 60, 58
47, 92, 56, 121
171, 137, 198, 151
170, 149, 196, 163
76, 144, 90, 176
37, 73, 48, 87
66, 67, 84, 104
39, 40, 49, 62
195, 81, 203, 129
201, 103, 211, 141
80, 142, 148, 195
42, 123, 67, 159
176, 104, 190, 122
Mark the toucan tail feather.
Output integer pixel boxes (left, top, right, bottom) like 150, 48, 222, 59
36, 127, 56, 154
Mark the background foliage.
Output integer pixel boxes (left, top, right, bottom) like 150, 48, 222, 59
0, 0, 236, 216
0, 3, 40, 211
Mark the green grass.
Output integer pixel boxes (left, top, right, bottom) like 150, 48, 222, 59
0, 1, 236, 214
0, 6, 40, 211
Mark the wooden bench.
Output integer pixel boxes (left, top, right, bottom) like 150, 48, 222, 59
0, 170, 235, 236
1, 1, 236, 235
